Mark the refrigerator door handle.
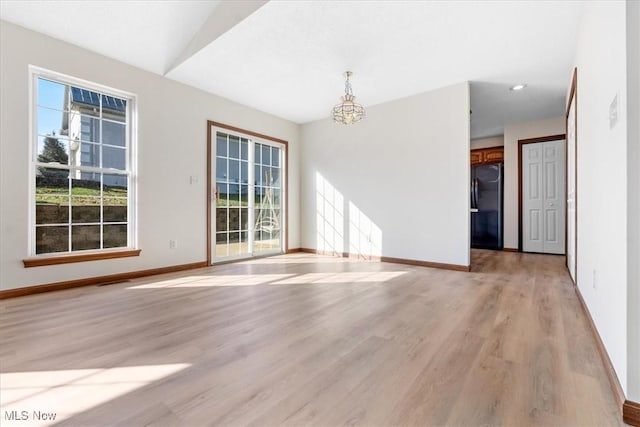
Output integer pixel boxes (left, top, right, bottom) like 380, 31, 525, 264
470, 178, 475, 209
473, 178, 479, 209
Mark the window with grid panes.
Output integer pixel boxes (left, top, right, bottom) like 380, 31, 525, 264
31, 70, 135, 255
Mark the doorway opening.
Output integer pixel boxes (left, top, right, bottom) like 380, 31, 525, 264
206, 121, 288, 264
518, 134, 566, 254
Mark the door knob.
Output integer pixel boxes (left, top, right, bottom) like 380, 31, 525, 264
549, 203, 554, 206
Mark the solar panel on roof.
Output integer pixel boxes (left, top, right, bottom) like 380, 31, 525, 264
70, 87, 126, 112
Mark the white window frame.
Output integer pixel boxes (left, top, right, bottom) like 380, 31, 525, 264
28, 66, 138, 257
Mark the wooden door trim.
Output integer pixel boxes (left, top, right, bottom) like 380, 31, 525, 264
517, 134, 566, 252
206, 121, 289, 265
565, 68, 578, 285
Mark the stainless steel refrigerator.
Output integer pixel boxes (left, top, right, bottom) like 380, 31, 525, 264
471, 163, 503, 249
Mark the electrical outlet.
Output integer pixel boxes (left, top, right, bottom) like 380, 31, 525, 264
593, 269, 597, 290
190, 175, 199, 185
169, 240, 177, 249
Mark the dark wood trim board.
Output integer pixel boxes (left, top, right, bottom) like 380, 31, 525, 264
624, 400, 640, 427
0, 261, 208, 300
574, 284, 626, 408
565, 67, 578, 285
300, 248, 470, 272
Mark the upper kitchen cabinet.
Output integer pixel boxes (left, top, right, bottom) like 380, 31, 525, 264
470, 147, 504, 165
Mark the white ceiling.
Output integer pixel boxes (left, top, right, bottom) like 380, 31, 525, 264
1, 0, 584, 138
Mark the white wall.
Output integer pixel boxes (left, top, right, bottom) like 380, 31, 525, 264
572, 0, 629, 394
503, 116, 565, 249
470, 136, 503, 150
626, 0, 640, 403
0, 21, 300, 291
300, 83, 470, 267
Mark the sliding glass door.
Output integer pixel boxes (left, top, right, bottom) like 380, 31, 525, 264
213, 128, 284, 262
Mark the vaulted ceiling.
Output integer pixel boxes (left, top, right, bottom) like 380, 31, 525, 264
0, 0, 584, 138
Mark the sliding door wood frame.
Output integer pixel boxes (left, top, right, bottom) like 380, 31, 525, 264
206, 121, 288, 265
517, 133, 566, 252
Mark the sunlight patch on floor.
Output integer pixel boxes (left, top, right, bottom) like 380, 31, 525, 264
271, 271, 406, 285
0, 364, 190, 426
127, 274, 295, 289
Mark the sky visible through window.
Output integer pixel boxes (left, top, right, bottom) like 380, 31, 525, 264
38, 78, 66, 137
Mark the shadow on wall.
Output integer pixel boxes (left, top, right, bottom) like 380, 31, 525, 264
315, 171, 382, 259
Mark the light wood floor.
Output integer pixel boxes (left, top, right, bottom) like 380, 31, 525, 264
0, 250, 622, 426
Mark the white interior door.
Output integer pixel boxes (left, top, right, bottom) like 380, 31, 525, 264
567, 99, 577, 280
523, 139, 566, 254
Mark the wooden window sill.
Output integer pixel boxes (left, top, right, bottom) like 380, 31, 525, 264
23, 249, 141, 268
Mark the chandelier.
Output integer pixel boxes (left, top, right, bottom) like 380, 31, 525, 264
332, 71, 365, 125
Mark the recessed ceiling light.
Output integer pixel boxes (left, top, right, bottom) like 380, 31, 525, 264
510, 84, 527, 91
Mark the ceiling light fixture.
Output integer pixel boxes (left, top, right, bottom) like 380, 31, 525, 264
332, 71, 365, 125
510, 84, 527, 91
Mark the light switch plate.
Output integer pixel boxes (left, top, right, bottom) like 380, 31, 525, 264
609, 94, 618, 129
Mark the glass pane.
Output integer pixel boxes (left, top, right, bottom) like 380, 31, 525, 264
35, 174, 68, 217
215, 233, 228, 258
255, 228, 280, 253
101, 95, 127, 122
216, 182, 228, 207
254, 144, 261, 164
228, 184, 240, 205
216, 157, 227, 181
36, 204, 68, 225
72, 225, 101, 251
78, 115, 100, 143
255, 165, 263, 186
228, 160, 240, 183
240, 139, 248, 160
103, 200, 127, 222
216, 208, 228, 232
262, 167, 273, 186
229, 231, 240, 244
239, 231, 249, 255
103, 173, 127, 223
36, 135, 69, 166
104, 224, 127, 248
102, 121, 126, 147
36, 226, 68, 254
240, 161, 248, 184
255, 205, 280, 232
255, 186, 265, 207
69, 87, 100, 117
262, 145, 271, 166
40, 108, 74, 139
229, 135, 240, 159
271, 168, 281, 188
71, 173, 101, 223
103, 174, 127, 222
38, 78, 67, 111
102, 146, 126, 169
229, 232, 242, 256
240, 185, 249, 207
71, 198, 100, 223
240, 207, 248, 230
216, 133, 227, 157
74, 141, 100, 168
229, 208, 240, 231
